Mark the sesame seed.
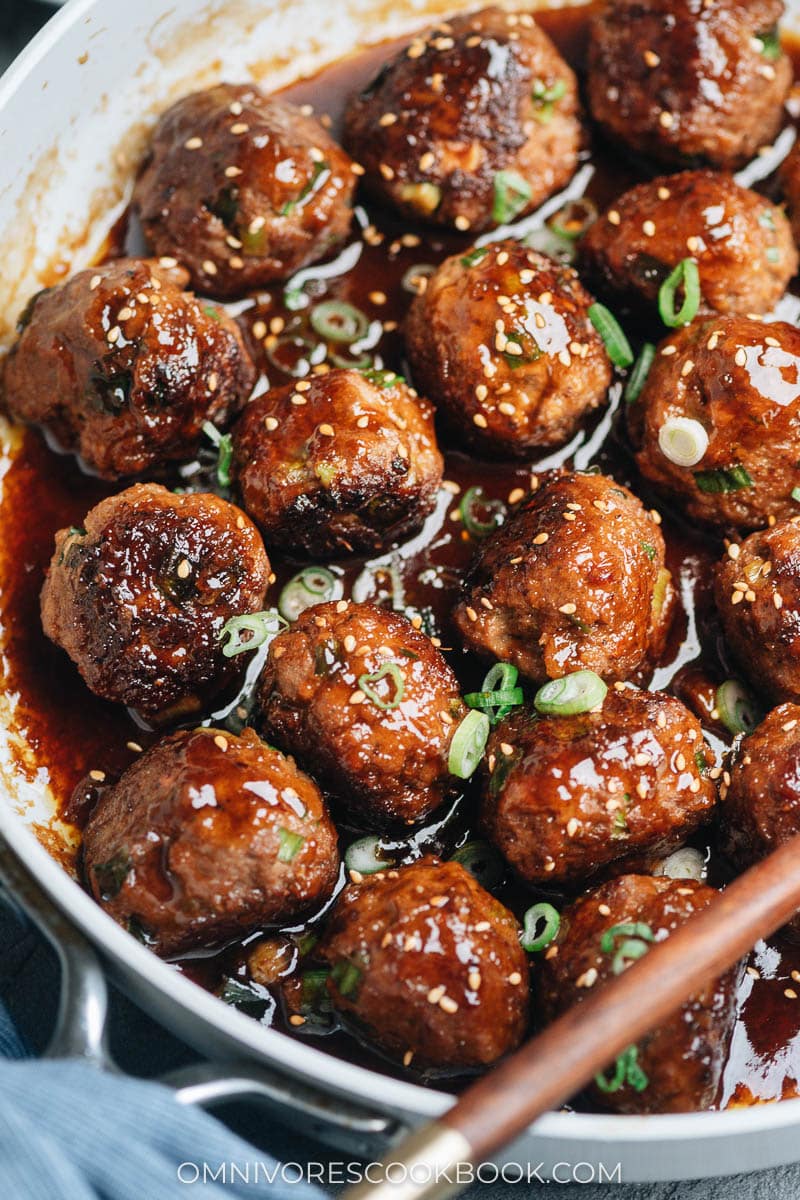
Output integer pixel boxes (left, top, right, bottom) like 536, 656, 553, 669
559, 602, 577, 614
735, 348, 747, 367
644, 49, 660, 67
379, 112, 398, 126
252, 320, 267, 340
176, 558, 191, 579
289, 1014, 306, 1027
231, 122, 249, 134
225, 165, 243, 178
661, 345, 677, 356
643, 220, 656, 237
264, 416, 279, 431
657, 186, 671, 200
727, 543, 740, 560
427, 985, 446, 1004
746, 966, 760, 979
465, 606, 478, 622
785, 989, 798, 1000
566, 817, 579, 837
379, 163, 395, 180
202, 260, 218, 276
185, 136, 203, 149
439, 995, 459, 1013
577, 968, 598, 988
634, 752, 650, 766
508, 487, 525, 504
369, 290, 387, 305
419, 151, 435, 171
659, 110, 674, 128
107, 325, 120, 344
349, 690, 366, 705
89, 769, 106, 783
473, 413, 488, 428
454, 215, 471, 231
533, 532, 549, 545
508, 972, 523, 986
598, 903, 611, 916
607, 210, 621, 226
214, 735, 228, 752
230, 100, 244, 115
403, 1050, 414, 1066
318, 423, 335, 437
89, 275, 102, 290
783, 719, 798, 732
336, 600, 348, 613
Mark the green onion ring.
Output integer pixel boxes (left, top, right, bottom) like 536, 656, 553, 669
278, 567, 338, 623
534, 670, 608, 717
492, 170, 533, 225
482, 662, 519, 693
624, 342, 656, 405
460, 486, 506, 538
202, 421, 234, 488
612, 936, 652, 975
521, 902, 560, 953
219, 610, 287, 657
451, 839, 505, 889
715, 680, 762, 736
587, 303, 634, 368
658, 258, 701, 328
549, 197, 598, 241
345, 835, 393, 876
358, 662, 405, 711
448, 711, 491, 779
401, 263, 437, 294
310, 300, 370, 344
600, 921, 655, 954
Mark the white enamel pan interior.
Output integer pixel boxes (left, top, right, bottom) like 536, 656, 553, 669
3, 0, 800, 1182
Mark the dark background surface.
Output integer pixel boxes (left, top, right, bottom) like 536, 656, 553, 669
2, 2, 800, 1196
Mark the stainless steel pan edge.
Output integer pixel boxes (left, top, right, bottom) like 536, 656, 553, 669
3, 0, 800, 1181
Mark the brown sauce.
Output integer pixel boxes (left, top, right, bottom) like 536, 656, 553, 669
2, 1, 800, 1105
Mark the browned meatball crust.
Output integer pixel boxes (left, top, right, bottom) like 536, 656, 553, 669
715, 518, 800, 704
453, 471, 673, 684
1, 259, 255, 480
344, 7, 582, 233
232, 369, 443, 557
482, 688, 716, 888
538, 875, 741, 1113
718, 703, 800, 935
41, 484, 271, 721
405, 241, 612, 458
83, 728, 339, 956
587, 0, 792, 170
256, 601, 466, 828
582, 171, 797, 317
134, 84, 356, 298
630, 316, 800, 531
316, 859, 528, 1072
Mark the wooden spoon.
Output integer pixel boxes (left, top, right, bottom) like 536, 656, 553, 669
343, 832, 800, 1200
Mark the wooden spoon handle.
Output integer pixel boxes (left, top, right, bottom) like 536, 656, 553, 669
344, 833, 800, 1200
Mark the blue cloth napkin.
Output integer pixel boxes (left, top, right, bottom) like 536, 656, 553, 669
0, 956, 324, 1200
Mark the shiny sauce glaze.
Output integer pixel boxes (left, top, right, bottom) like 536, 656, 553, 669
1, 2, 800, 1105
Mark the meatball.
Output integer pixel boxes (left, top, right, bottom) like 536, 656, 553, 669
405, 241, 612, 458
256, 601, 466, 827
314, 859, 528, 1073
714, 518, 800, 705
581, 171, 797, 317
343, 7, 582, 233
41, 484, 271, 721
630, 316, 800, 531
232, 368, 443, 557
779, 140, 800, 245
453, 471, 673, 684
718, 703, 800, 935
1, 259, 255, 480
83, 728, 339, 956
587, 0, 792, 170
133, 84, 356, 298
482, 688, 716, 888
538, 875, 741, 1113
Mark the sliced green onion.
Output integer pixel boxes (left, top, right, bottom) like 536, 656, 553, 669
345, 835, 393, 876
596, 1045, 649, 1094
281, 160, 330, 216
202, 421, 234, 488
521, 902, 560, 952
278, 567, 338, 623
758, 28, 782, 61
549, 197, 598, 241
716, 680, 762, 736
448, 711, 490, 779
482, 663, 519, 693
278, 827, 305, 863
331, 959, 362, 998
464, 662, 523, 725
534, 670, 608, 717
265, 333, 326, 378
358, 662, 405, 711
461, 247, 489, 269
658, 258, 701, 328
624, 343, 655, 405
401, 263, 437, 294
359, 367, 405, 389
531, 77, 567, 122
792, 486, 800, 503
693, 465, 753, 494
611, 936, 652, 975
460, 486, 506, 537
310, 300, 370, 344
219, 610, 287, 657
587, 303, 634, 367
492, 170, 533, 224
451, 839, 504, 889
658, 417, 709, 467
329, 350, 373, 371
600, 921, 655, 955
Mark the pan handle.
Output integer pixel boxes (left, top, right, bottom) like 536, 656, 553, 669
0, 831, 113, 1068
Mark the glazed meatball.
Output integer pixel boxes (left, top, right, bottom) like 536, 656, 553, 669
83, 728, 339, 956
256, 602, 466, 827
1, 259, 255, 480
538, 875, 741, 1113
405, 241, 612, 458
714, 518, 800, 705
582, 171, 797, 317
482, 688, 716, 888
779, 140, 800, 245
134, 84, 356, 298
453, 471, 673, 684
587, 0, 792, 170
344, 7, 582, 233
41, 484, 271, 721
630, 316, 800, 531
718, 703, 800, 935
315, 859, 528, 1073
232, 368, 443, 557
